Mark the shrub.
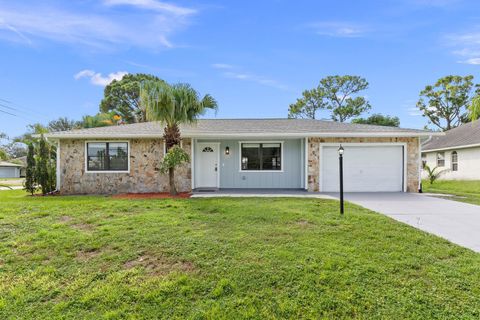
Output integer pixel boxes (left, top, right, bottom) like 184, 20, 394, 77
424, 164, 448, 185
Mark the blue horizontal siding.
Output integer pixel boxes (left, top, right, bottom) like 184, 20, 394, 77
196, 139, 304, 189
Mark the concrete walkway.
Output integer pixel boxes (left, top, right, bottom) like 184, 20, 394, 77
0, 186, 23, 191
329, 192, 480, 252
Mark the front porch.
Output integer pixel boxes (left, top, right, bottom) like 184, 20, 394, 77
192, 138, 307, 190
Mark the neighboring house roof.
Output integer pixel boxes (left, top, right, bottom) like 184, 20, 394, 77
13, 156, 27, 166
422, 119, 480, 152
0, 161, 23, 167
44, 119, 439, 139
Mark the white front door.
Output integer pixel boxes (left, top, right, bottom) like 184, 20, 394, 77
196, 143, 219, 188
321, 145, 404, 192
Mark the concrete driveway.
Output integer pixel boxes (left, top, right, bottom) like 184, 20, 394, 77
330, 192, 480, 253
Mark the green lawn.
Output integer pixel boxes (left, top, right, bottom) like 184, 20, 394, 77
422, 180, 480, 205
1, 190, 480, 319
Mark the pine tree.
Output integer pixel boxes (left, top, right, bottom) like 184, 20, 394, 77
47, 146, 56, 192
36, 135, 49, 195
23, 143, 37, 195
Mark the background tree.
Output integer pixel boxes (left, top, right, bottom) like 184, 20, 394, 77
469, 95, 480, 121
36, 135, 54, 195
417, 75, 480, 131
80, 112, 121, 128
352, 114, 400, 127
48, 117, 80, 132
15, 123, 49, 145
141, 81, 217, 194
24, 143, 37, 195
288, 88, 327, 119
0, 149, 7, 160
100, 73, 163, 123
288, 75, 371, 122
0, 132, 8, 160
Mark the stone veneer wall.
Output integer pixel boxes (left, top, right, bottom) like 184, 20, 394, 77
307, 137, 420, 192
59, 138, 192, 194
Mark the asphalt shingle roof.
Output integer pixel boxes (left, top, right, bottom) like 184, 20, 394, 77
422, 119, 480, 151
0, 161, 23, 167
44, 118, 434, 139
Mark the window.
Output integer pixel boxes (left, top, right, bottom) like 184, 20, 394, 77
436, 152, 445, 167
87, 142, 129, 172
451, 151, 458, 171
240, 143, 281, 171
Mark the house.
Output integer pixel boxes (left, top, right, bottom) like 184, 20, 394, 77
0, 161, 23, 178
13, 156, 27, 177
43, 119, 438, 194
422, 119, 480, 180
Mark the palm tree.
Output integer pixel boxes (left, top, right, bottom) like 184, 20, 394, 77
470, 95, 480, 121
140, 81, 218, 194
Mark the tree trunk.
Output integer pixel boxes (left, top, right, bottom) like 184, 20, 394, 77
164, 123, 181, 195
163, 123, 181, 150
169, 167, 177, 195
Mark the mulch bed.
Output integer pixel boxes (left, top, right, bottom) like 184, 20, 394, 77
112, 192, 191, 199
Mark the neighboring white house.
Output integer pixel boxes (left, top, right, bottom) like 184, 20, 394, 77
422, 119, 480, 180
0, 161, 23, 178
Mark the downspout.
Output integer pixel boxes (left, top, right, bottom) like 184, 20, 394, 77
418, 136, 430, 193
56, 139, 61, 192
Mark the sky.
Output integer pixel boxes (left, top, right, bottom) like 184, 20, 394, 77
1, 0, 480, 137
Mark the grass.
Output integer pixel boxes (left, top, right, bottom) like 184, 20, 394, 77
1, 190, 480, 319
422, 180, 480, 205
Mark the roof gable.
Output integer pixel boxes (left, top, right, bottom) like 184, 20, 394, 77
422, 119, 480, 151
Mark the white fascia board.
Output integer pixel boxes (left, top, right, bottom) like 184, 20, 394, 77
422, 143, 480, 153
44, 131, 443, 139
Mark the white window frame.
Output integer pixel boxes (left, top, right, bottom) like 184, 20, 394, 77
85, 140, 130, 173
451, 151, 458, 171
436, 151, 445, 167
238, 141, 284, 173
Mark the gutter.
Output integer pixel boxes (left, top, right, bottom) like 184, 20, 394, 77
42, 131, 445, 139
422, 142, 480, 153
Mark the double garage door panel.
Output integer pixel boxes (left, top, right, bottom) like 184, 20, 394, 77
0, 167, 18, 178
321, 145, 404, 192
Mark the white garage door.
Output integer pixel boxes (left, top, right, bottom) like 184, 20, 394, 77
0, 167, 19, 178
321, 145, 404, 192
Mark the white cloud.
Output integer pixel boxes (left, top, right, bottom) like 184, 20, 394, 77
211, 63, 235, 70
408, 0, 460, 7
407, 107, 423, 116
308, 21, 369, 38
74, 70, 128, 86
103, 0, 196, 16
445, 29, 480, 64
459, 58, 480, 65
211, 64, 289, 90
0, 2, 196, 50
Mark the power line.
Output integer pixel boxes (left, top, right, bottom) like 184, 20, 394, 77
0, 108, 18, 117
0, 102, 17, 111
0, 98, 51, 120
0, 105, 39, 122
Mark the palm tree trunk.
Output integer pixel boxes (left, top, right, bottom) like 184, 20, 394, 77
164, 123, 181, 195
164, 124, 181, 150
169, 167, 177, 195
